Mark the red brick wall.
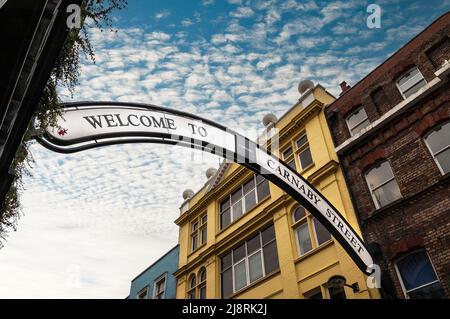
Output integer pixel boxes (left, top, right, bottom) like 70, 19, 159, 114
325, 13, 450, 299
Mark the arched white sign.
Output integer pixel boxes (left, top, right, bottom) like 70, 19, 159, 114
37, 102, 374, 274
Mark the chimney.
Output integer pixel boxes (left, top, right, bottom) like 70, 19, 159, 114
339, 81, 351, 96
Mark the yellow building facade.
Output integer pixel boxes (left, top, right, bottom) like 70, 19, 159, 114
174, 84, 380, 299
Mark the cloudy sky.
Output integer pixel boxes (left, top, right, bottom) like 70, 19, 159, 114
1, 0, 449, 298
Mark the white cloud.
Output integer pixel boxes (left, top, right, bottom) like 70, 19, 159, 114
154, 10, 170, 19
230, 6, 254, 18
181, 18, 194, 27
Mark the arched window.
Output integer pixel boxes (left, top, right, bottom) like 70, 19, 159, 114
187, 274, 196, 299
365, 160, 402, 208
396, 66, 427, 99
291, 205, 331, 257
424, 121, 450, 175
198, 268, 207, 299
395, 250, 445, 299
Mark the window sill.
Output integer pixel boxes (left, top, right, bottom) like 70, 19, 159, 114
225, 269, 281, 299
300, 162, 315, 174
216, 194, 271, 236
294, 239, 335, 264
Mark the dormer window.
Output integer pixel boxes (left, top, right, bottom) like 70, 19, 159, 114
345, 106, 370, 136
396, 67, 427, 99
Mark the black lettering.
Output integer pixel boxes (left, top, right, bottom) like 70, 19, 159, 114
83, 116, 103, 129
198, 126, 207, 137
166, 118, 176, 130
188, 123, 197, 134
103, 114, 117, 127
128, 114, 139, 126
344, 229, 352, 240
325, 208, 332, 218
115, 114, 129, 127
337, 221, 344, 232
151, 116, 167, 128
140, 115, 152, 127
267, 159, 275, 169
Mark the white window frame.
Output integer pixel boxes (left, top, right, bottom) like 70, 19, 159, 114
396, 66, 427, 99
345, 106, 370, 136
365, 161, 402, 209
394, 249, 442, 299
152, 273, 167, 299
220, 175, 269, 229
423, 121, 450, 175
222, 227, 277, 297
137, 286, 148, 299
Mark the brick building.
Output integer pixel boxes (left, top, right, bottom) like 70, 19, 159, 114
325, 12, 450, 299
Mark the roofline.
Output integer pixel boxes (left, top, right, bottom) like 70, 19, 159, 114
276, 83, 335, 125
327, 10, 450, 108
131, 244, 179, 282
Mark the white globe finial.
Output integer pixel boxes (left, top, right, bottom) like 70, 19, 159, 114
262, 113, 277, 127
182, 189, 194, 200
298, 80, 314, 95
206, 167, 217, 179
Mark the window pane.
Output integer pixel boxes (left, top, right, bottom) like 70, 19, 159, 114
287, 159, 297, 170
220, 209, 231, 229
247, 233, 261, 254
296, 223, 312, 255
351, 118, 370, 135
296, 135, 308, 149
188, 291, 196, 299
299, 147, 313, 168
263, 240, 279, 274
372, 179, 402, 207
201, 227, 207, 245
199, 285, 206, 299
329, 287, 346, 299
220, 198, 230, 211
248, 251, 264, 283
255, 174, 265, 184
397, 67, 420, 86
261, 224, 275, 245
305, 289, 323, 299
397, 251, 439, 291
201, 215, 207, 224
189, 275, 196, 288
403, 79, 427, 98
200, 269, 207, 282
221, 252, 232, 270
231, 188, 243, 204
407, 282, 446, 299
283, 146, 293, 159
244, 191, 256, 212
436, 149, 450, 174
347, 107, 368, 130
257, 180, 270, 200
191, 234, 198, 251
233, 243, 246, 262
243, 178, 255, 194
234, 260, 247, 291
366, 161, 395, 189
221, 268, 233, 298
232, 200, 243, 220
192, 222, 198, 232
425, 122, 450, 154
313, 218, 332, 245
293, 206, 306, 222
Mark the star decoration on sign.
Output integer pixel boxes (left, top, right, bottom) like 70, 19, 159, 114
58, 128, 68, 136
